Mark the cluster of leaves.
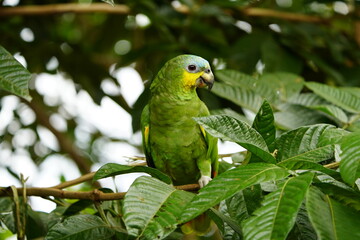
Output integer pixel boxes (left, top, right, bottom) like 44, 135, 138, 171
2, 53, 360, 239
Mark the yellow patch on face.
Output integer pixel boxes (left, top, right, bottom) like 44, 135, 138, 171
182, 70, 203, 89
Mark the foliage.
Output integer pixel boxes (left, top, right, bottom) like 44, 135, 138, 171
1, 0, 360, 240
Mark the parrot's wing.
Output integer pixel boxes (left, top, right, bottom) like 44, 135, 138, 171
141, 104, 155, 168
199, 104, 219, 178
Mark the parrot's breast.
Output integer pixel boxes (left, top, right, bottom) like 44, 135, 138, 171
149, 97, 208, 185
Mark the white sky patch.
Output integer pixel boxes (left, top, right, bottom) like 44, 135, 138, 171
269, 23, 281, 33
333, 1, 349, 15
46, 56, 59, 71
113, 67, 144, 107
234, 20, 252, 33
13, 52, 27, 68
20, 28, 35, 42
0, 96, 19, 134
2, 0, 19, 6
135, 13, 151, 27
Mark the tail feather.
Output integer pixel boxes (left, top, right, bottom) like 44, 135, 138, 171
181, 213, 222, 240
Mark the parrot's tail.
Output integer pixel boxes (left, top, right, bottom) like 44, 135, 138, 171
181, 213, 222, 240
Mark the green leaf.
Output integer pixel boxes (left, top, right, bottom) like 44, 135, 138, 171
225, 185, 263, 223
305, 82, 360, 113
261, 37, 303, 74
215, 69, 256, 87
211, 81, 263, 112
101, 0, 114, 6
0, 198, 16, 233
256, 73, 303, 103
214, 70, 303, 109
289, 93, 329, 107
0, 45, 32, 101
242, 172, 314, 240
306, 187, 360, 240
63, 200, 94, 217
277, 155, 339, 178
310, 105, 349, 125
252, 100, 276, 151
123, 176, 194, 239
195, 115, 276, 163
208, 208, 242, 236
275, 124, 335, 162
288, 204, 317, 240
314, 183, 360, 211
45, 215, 115, 240
93, 163, 172, 184
275, 104, 329, 130
337, 132, 360, 186
180, 163, 289, 223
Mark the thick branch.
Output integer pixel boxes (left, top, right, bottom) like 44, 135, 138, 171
0, 187, 126, 200
0, 3, 328, 24
240, 7, 326, 23
0, 3, 130, 16
0, 184, 200, 200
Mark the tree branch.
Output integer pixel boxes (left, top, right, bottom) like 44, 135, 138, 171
240, 7, 326, 23
0, 184, 200, 201
0, 3, 130, 16
0, 3, 328, 24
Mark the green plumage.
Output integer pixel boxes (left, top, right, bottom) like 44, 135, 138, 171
141, 55, 218, 187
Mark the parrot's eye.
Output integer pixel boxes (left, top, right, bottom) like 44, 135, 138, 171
187, 64, 198, 72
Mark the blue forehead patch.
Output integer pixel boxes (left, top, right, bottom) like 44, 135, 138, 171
170, 54, 210, 70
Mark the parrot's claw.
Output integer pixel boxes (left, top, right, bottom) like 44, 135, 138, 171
198, 176, 212, 188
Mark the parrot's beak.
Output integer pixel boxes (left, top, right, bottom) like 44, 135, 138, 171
196, 70, 214, 90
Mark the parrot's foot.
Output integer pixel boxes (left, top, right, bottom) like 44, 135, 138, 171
198, 176, 212, 188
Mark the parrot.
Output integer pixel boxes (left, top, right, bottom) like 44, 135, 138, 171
140, 54, 220, 238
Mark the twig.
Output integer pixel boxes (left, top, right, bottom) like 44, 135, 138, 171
324, 161, 340, 169
0, 3, 130, 16
51, 172, 95, 189
240, 7, 326, 23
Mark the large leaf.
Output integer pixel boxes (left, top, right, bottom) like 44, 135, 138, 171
306, 187, 360, 240
310, 105, 349, 125
211, 81, 263, 112
45, 215, 115, 240
194, 115, 276, 163
180, 163, 289, 223
275, 104, 329, 130
275, 124, 335, 162
314, 183, 360, 211
288, 204, 317, 240
336, 132, 360, 186
305, 82, 360, 113
93, 163, 172, 184
0, 45, 32, 101
242, 172, 314, 240
252, 100, 276, 151
122, 176, 194, 239
215, 70, 303, 104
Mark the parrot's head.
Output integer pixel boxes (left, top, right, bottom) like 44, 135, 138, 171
151, 54, 215, 94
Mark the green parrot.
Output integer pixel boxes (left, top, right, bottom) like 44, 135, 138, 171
141, 54, 218, 188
